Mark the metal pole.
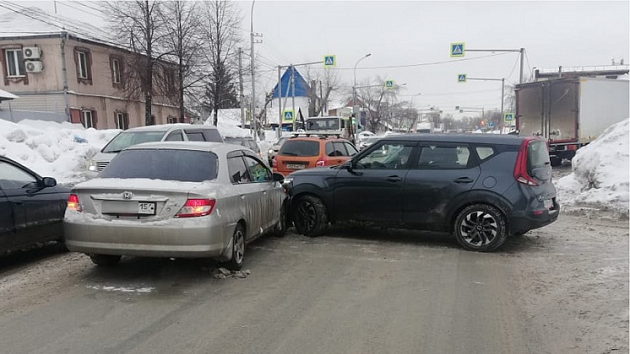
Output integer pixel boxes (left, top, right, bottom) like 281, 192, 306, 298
238, 48, 245, 129
291, 66, 295, 131
520, 48, 525, 84
277, 65, 282, 139
250, 0, 257, 139
501, 78, 505, 120
353, 54, 371, 140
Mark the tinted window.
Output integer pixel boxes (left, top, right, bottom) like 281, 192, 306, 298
0, 161, 37, 189
101, 131, 166, 153
100, 149, 218, 182
165, 131, 184, 141
417, 145, 470, 169
185, 131, 206, 141
227, 156, 250, 184
356, 142, 414, 170
528, 140, 550, 170
202, 129, 223, 142
325, 142, 334, 156
329, 142, 347, 156
243, 156, 271, 183
279, 140, 320, 157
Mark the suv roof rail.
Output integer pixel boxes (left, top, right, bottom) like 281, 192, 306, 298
291, 130, 344, 139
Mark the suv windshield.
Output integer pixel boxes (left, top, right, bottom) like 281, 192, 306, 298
101, 131, 166, 153
279, 140, 320, 157
100, 149, 218, 182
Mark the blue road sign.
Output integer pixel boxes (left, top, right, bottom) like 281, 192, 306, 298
324, 55, 336, 67
450, 42, 465, 57
457, 74, 467, 83
488, 121, 495, 128
504, 112, 514, 122
282, 110, 294, 122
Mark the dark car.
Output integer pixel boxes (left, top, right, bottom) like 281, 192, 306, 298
284, 134, 559, 252
0, 156, 70, 255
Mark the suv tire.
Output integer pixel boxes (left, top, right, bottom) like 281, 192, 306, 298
454, 204, 507, 252
293, 195, 328, 237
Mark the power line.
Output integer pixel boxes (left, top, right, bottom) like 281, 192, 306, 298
58, 1, 107, 20
333, 52, 513, 71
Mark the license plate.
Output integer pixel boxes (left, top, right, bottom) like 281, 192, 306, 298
287, 163, 306, 170
138, 202, 156, 215
544, 199, 554, 209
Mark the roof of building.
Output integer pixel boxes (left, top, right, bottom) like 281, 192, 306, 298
271, 67, 310, 98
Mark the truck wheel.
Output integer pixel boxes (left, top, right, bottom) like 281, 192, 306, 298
454, 204, 507, 252
293, 195, 328, 237
550, 155, 561, 167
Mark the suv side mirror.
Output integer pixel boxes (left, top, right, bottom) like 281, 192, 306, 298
42, 177, 57, 187
341, 160, 353, 172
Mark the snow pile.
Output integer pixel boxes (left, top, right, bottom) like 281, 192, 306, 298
0, 120, 119, 183
556, 118, 629, 213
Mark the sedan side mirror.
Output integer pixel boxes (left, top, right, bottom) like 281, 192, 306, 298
42, 177, 57, 187
272, 173, 284, 183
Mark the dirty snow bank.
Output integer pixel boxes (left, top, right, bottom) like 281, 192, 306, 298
556, 118, 629, 214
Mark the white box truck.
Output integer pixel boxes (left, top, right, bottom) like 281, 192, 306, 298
515, 77, 629, 165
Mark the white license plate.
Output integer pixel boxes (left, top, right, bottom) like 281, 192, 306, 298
287, 163, 306, 170
138, 202, 156, 215
544, 199, 553, 209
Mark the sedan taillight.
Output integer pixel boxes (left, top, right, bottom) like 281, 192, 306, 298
67, 194, 82, 212
175, 199, 215, 218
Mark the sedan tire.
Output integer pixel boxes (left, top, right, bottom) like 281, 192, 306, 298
453, 204, 507, 252
224, 224, 245, 271
293, 195, 328, 237
89, 254, 122, 267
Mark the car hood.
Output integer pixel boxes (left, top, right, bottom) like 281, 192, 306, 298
288, 166, 342, 178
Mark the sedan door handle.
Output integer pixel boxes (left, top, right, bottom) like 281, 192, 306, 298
453, 177, 474, 184
386, 176, 402, 182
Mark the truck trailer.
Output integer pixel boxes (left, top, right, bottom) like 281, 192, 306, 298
515, 77, 629, 165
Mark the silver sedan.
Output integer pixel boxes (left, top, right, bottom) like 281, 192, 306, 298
64, 142, 287, 270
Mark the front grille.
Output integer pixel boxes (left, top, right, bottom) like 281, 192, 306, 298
96, 162, 109, 171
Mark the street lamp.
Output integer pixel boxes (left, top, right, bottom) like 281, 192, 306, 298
352, 53, 371, 140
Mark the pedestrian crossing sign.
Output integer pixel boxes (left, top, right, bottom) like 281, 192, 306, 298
457, 74, 467, 83
385, 80, 394, 89
450, 42, 465, 57
282, 110, 294, 122
324, 55, 336, 67
504, 112, 514, 122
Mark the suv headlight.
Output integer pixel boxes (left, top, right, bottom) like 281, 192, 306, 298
87, 160, 97, 172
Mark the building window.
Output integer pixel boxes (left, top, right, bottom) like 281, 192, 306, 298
82, 110, 95, 129
112, 58, 121, 84
115, 112, 128, 130
5, 49, 24, 77
77, 52, 88, 79
167, 116, 178, 124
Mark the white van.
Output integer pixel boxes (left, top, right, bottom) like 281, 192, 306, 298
87, 124, 223, 175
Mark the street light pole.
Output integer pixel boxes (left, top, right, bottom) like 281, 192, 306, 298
352, 53, 371, 140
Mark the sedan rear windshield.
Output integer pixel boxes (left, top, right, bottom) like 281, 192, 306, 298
101, 131, 166, 153
100, 149, 218, 182
279, 140, 320, 157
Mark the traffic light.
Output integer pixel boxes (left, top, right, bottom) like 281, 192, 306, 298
455, 106, 460, 110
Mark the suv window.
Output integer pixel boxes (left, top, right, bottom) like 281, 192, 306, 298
417, 145, 470, 169
475, 146, 495, 160
344, 142, 358, 156
100, 149, 218, 182
356, 142, 414, 170
279, 140, 320, 157
329, 141, 347, 156
527, 140, 550, 172
0, 161, 37, 189
185, 131, 206, 141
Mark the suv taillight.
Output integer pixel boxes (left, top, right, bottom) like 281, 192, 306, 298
175, 199, 215, 218
316, 158, 326, 167
67, 194, 82, 212
514, 139, 539, 186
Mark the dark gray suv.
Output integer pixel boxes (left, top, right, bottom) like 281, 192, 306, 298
284, 134, 559, 252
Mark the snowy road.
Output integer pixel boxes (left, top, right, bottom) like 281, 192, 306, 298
0, 210, 626, 354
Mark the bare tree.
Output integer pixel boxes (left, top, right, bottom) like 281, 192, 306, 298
105, 0, 167, 125
160, 1, 204, 122
355, 77, 404, 132
304, 67, 341, 117
201, 0, 242, 126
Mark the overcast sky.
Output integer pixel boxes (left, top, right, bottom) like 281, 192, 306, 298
2, 1, 628, 118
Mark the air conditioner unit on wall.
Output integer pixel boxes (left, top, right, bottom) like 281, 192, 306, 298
23, 46, 41, 59
25, 60, 43, 73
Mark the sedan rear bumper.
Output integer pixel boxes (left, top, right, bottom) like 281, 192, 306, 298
64, 218, 232, 258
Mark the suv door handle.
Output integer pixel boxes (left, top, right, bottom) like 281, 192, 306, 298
453, 177, 474, 184
386, 176, 402, 182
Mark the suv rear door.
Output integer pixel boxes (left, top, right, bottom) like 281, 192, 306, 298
402, 143, 481, 228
